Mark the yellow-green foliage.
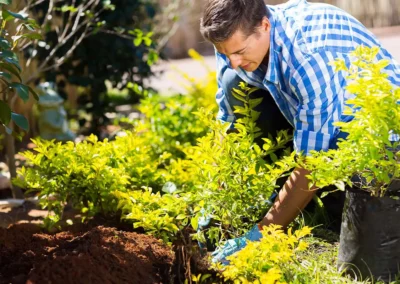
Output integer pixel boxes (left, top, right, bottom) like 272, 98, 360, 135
14, 133, 168, 229
219, 226, 365, 284
112, 131, 167, 189
301, 46, 400, 197
216, 225, 312, 284
135, 94, 213, 160
177, 49, 217, 109
121, 48, 218, 162
14, 49, 217, 236
115, 189, 188, 243
179, 83, 296, 244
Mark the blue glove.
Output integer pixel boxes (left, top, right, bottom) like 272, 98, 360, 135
211, 224, 262, 264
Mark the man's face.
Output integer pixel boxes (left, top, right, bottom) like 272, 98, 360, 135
215, 17, 271, 72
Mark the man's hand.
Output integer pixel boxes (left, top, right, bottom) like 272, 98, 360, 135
211, 224, 262, 264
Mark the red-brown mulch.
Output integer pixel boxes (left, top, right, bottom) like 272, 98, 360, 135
0, 224, 175, 284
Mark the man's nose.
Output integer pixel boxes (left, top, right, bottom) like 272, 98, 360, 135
228, 54, 242, 69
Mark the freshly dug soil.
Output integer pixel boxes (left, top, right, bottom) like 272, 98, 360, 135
0, 224, 175, 284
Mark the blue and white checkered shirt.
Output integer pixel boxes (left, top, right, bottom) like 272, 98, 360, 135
215, 0, 400, 155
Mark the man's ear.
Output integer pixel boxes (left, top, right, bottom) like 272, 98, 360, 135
260, 16, 271, 32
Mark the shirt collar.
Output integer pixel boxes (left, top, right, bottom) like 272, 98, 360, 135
264, 10, 278, 85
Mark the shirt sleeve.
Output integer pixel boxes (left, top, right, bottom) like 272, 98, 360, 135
215, 51, 236, 127
289, 50, 350, 156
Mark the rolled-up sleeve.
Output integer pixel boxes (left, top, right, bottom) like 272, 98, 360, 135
215, 52, 236, 126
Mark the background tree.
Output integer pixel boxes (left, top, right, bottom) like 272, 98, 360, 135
16, 0, 182, 136
0, 0, 40, 198
41, 0, 159, 134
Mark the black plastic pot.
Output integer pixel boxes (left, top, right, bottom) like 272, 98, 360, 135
338, 185, 400, 282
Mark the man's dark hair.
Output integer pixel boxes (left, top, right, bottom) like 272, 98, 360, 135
200, 0, 270, 44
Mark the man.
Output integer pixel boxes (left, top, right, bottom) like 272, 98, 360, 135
200, 0, 400, 262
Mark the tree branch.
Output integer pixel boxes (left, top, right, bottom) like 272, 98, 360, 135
26, 5, 98, 83
55, 24, 90, 68
99, 29, 136, 40
71, 4, 83, 33
58, 0, 77, 42
40, 0, 54, 31
25, 4, 106, 83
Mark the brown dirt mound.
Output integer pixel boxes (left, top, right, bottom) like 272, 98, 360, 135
0, 224, 175, 284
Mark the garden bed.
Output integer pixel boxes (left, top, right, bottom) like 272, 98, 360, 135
0, 223, 175, 284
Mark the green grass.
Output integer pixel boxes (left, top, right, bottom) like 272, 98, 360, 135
285, 228, 399, 284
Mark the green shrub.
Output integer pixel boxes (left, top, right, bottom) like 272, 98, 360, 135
134, 93, 212, 159
300, 46, 400, 197
14, 50, 217, 234
14, 133, 167, 229
178, 83, 296, 244
214, 225, 312, 284
217, 226, 363, 284
120, 49, 218, 161
115, 188, 188, 244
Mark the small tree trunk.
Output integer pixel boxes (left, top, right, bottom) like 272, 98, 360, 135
5, 132, 23, 199
6, 93, 24, 199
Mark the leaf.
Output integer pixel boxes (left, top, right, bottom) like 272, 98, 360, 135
175, 214, 186, 220
248, 87, 259, 95
232, 88, 247, 102
0, 63, 22, 81
103, 3, 115, 11
23, 23, 35, 31
0, 100, 11, 125
2, 9, 27, 21
26, 19, 40, 29
320, 191, 330, 199
0, 50, 21, 71
60, 5, 78, 13
190, 216, 199, 230
0, 0, 11, 5
146, 50, 158, 66
28, 86, 39, 101
133, 38, 142, 47
249, 97, 263, 109
200, 274, 212, 282
0, 37, 10, 49
334, 181, 345, 191
270, 152, 278, 162
0, 71, 11, 82
143, 37, 152, 47
10, 82, 29, 102
14, 32, 42, 41
11, 112, 29, 131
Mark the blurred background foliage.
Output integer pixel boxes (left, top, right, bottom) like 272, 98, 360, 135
25, 0, 163, 135
2, 0, 193, 142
